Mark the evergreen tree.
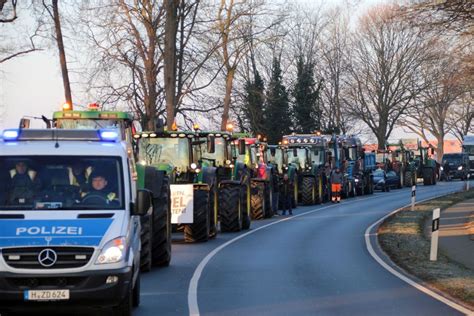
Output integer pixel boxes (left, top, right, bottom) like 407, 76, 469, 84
243, 69, 265, 135
265, 57, 291, 144
292, 56, 322, 133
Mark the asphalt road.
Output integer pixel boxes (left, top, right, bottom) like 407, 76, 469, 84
135, 180, 471, 316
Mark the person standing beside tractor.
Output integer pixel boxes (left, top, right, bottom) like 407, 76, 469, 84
281, 173, 293, 215
330, 167, 343, 203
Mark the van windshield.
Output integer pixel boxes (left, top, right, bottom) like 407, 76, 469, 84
0, 156, 124, 210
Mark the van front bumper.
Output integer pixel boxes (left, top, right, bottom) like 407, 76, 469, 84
0, 266, 132, 311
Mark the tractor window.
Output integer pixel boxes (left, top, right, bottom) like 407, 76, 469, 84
197, 137, 226, 167
348, 147, 358, 161
288, 148, 307, 169
138, 137, 190, 171
311, 148, 325, 166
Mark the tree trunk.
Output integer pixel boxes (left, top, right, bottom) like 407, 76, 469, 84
220, 67, 235, 131
164, 0, 178, 130
435, 134, 444, 163
376, 132, 386, 150
52, 0, 72, 106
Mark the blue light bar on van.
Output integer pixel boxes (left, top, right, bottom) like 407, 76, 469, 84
2, 129, 20, 141
99, 129, 119, 142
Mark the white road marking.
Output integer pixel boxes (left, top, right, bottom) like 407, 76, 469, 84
188, 194, 383, 316
365, 190, 473, 315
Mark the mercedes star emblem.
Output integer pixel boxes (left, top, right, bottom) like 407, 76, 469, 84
38, 249, 58, 267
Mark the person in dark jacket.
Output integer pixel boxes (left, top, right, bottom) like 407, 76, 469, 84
330, 167, 343, 203
82, 171, 117, 205
9, 161, 41, 204
281, 173, 293, 215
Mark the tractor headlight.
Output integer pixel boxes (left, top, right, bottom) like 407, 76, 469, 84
457, 166, 463, 171
355, 178, 359, 183
440, 166, 444, 171
190, 163, 197, 170
225, 160, 231, 165
96, 237, 126, 264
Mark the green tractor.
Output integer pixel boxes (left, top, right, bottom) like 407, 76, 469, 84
194, 130, 251, 232
282, 134, 330, 205
233, 134, 277, 220
134, 128, 219, 242
384, 141, 418, 187
411, 140, 437, 185
267, 144, 297, 210
52, 105, 172, 271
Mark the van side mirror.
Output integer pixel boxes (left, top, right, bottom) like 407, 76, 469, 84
134, 189, 152, 216
238, 139, 246, 155
207, 136, 215, 153
19, 118, 30, 129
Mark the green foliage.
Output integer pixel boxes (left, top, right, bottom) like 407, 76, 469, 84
292, 56, 322, 133
243, 69, 266, 135
264, 57, 291, 144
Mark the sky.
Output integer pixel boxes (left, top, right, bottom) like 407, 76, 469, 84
0, 0, 458, 144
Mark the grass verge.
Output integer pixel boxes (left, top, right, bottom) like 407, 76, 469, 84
378, 189, 474, 309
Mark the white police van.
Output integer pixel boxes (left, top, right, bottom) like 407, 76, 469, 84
0, 128, 150, 315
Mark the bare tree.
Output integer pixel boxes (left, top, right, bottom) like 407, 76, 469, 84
213, 0, 282, 131
346, 5, 434, 149
42, 0, 72, 106
448, 94, 474, 142
400, 45, 466, 161
164, 0, 178, 130
317, 6, 351, 134
401, 0, 474, 36
0, 1, 41, 64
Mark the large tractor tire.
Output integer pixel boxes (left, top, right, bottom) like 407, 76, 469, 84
219, 185, 242, 232
301, 177, 316, 205
264, 183, 273, 218
151, 177, 171, 267
184, 189, 210, 242
251, 181, 266, 220
209, 186, 218, 239
241, 185, 251, 230
423, 168, 435, 185
139, 214, 152, 272
405, 171, 413, 187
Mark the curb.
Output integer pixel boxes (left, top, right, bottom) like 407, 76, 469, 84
366, 188, 474, 314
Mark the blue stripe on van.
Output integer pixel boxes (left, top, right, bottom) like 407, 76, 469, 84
0, 219, 113, 247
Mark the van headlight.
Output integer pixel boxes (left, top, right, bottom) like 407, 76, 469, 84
457, 166, 463, 171
96, 237, 126, 264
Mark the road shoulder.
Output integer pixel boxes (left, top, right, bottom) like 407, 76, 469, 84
376, 188, 474, 311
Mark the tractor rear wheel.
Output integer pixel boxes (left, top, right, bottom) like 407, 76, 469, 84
139, 214, 152, 272
405, 171, 413, 187
184, 189, 210, 242
219, 185, 242, 232
423, 168, 434, 185
251, 181, 266, 220
241, 185, 251, 230
151, 177, 171, 267
301, 177, 316, 205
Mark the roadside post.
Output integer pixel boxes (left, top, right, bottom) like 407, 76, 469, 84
411, 185, 416, 211
466, 174, 470, 191
430, 208, 440, 261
